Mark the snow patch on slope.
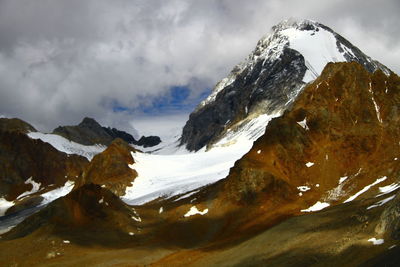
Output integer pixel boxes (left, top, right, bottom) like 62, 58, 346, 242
367, 195, 396, 210
301, 201, 330, 212
213, 113, 281, 148
282, 26, 346, 82
344, 176, 387, 203
17, 177, 41, 200
40, 180, 75, 205
0, 198, 14, 216
123, 138, 255, 205
184, 206, 209, 217
122, 114, 278, 205
378, 183, 400, 196
28, 132, 105, 160
368, 238, 384, 245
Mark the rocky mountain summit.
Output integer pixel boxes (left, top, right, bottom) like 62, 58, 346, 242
181, 19, 391, 151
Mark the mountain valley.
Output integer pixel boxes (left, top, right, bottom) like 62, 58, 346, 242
1, 19, 400, 266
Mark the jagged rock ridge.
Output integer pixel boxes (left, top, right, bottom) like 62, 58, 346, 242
181, 19, 391, 151
53, 117, 161, 147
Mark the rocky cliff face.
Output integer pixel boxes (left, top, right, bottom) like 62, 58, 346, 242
181, 19, 391, 151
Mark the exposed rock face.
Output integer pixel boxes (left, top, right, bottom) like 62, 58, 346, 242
80, 138, 138, 196
53, 117, 123, 146
0, 118, 36, 134
103, 127, 137, 144
53, 117, 161, 147
0, 130, 88, 201
181, 19, 391, 151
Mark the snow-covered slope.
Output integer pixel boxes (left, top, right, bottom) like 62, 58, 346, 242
28, 132, 105, 160
181, 19, 391, 151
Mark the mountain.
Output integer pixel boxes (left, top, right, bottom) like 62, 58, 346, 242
1, 18, 400, 266
2, 62, 399, 266
154, 62, 400, 265
181, 19, 391, 151
0, 119, 88, 216
53, 117, 161, 147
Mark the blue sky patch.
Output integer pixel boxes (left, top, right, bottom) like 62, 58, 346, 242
109, 86, 210, 116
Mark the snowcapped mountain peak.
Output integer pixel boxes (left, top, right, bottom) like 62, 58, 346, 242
182, 19, 391, 151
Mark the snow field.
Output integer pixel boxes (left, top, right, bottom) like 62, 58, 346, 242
28, 132, 105, 160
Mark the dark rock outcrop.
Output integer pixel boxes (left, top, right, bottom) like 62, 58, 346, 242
53, 117, 120, 146
103, 127, 137, 144
52, 117, 161, 147
136, 136, 162, 147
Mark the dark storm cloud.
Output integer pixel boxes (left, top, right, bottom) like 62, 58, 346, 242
0, 0, 399, 135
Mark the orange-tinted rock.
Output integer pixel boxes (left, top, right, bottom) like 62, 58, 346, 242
80, 138, 138, 196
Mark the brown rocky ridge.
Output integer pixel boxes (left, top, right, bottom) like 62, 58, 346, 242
0, 117, 37, 134
78, 138, 138, 196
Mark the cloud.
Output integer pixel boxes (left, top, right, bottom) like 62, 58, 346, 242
0, 0, 399, 136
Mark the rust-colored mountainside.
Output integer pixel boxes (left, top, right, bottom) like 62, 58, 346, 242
1, 62, 400, 266
79, 138, 138, 196
0, 123, 88, 203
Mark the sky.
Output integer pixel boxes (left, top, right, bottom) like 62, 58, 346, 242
0, 0, 399, 138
